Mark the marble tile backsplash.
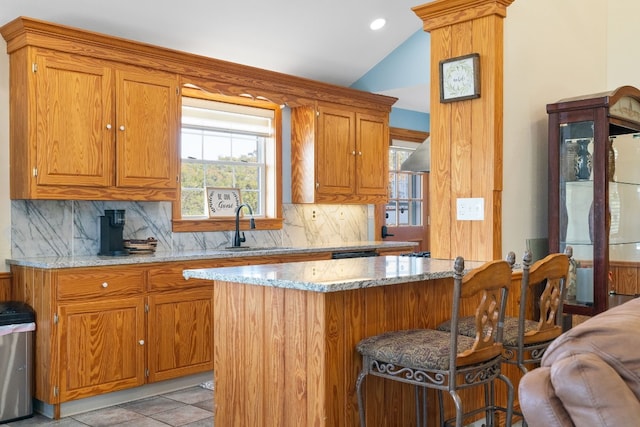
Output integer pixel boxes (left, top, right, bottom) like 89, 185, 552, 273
11, 201, 369, 258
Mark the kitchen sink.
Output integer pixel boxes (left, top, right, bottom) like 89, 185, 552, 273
222, 246, 291, 252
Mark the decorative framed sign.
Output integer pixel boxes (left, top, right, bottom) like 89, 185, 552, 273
439, 53, 480, 103
207, 187, 241, 217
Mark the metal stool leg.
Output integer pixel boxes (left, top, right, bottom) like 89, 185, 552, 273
356, 370, 367, 427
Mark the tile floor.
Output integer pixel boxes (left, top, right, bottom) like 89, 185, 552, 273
4, 386, 213, 427
2, 386, 524, 427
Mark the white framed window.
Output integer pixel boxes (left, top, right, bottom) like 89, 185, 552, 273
181, 97, 273, 218
386, 142, 424, 226
173, 92, 282, 232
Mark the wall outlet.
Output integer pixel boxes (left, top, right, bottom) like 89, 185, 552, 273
456, 198, 484, 221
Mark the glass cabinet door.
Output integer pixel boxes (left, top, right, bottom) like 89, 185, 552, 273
608, 133, 640, 287
558, 121, 595, 306
549, 86, 640, 317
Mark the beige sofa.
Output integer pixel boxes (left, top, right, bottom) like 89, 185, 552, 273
518, 297, 640, 426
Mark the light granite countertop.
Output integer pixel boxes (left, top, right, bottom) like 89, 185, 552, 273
183, 256, 487, 293
5, 241, 417, 269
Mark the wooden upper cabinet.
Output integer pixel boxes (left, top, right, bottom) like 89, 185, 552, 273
8, 47, 179, 200
316, 105, 356, 197
115, 68, 178, 189
35, 52, 114, 188
291, 103, 389, 204
356, 112, 388, 197
1, 16, 396, 202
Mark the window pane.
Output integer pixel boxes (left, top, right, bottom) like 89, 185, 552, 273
388, 150, 396, 170
232, 136, 259, 162
234, 165, 260, 191
411, 201, 423, 226
385, 202, 397, 226
396, 150, 411, 167
397, 173, 409, 199
205, 164, 234, 187
387, 145, 424, 228
388, 173, 397, 198
203, 132, 231, 161
181, 162, 204, 188
181, 97, 274, 219
398, 201, 409, 225
182, 131, 203, 160
241, 191, 260, 214
412, 175, 422, 196
182, 189, 206, 217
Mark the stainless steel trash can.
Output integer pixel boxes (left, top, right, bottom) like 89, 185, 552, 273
0, 301, 35, 424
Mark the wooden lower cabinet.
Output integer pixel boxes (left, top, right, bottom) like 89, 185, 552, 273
10, 262, 214, 415
58, 297, 146, 402
147, 288, 213, 382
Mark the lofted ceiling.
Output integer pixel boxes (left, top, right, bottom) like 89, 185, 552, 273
0, 0, 432, 113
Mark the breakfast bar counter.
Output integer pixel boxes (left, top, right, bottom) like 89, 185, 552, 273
183, 256, 491, 426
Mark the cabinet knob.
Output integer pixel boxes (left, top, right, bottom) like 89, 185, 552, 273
315, 182, 320, 189
358, 151, 362, 156
352, 151, 356, 155
138, 340, 145, 345
119, 125, 125, 131
101, 282, 108, 288
106, 124, 112, 130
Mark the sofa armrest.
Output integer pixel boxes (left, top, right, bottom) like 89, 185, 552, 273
552, 353, 640, 427
519, 367, 574, 427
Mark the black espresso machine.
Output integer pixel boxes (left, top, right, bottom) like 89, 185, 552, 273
98, 209, 129, 256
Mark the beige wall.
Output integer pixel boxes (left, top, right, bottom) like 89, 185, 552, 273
501, 0, 640, 259
607, 1, 640, 88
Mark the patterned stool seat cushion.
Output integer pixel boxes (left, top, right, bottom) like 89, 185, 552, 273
437, 316, 540, 347
356, 328, 478, 371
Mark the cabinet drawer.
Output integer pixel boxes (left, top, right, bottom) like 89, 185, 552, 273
57, 267, 144, 300
148, 261, 219, 292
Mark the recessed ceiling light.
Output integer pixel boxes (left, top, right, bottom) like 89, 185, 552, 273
370, 18, 386, 31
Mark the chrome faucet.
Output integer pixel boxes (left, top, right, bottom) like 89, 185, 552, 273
233, 203, 256, 247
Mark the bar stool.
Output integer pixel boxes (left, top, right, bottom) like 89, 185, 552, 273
503, 249, 569, 373
355, 256, 514, 427
438, 249, 570, 426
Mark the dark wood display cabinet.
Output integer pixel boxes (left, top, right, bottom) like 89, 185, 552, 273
548, 86, 640, 317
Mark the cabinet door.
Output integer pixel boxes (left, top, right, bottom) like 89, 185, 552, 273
356, 112, 388, 198
115, 68, 179, 189
147, 288, 214, 382
57, 297, 145, 402
35, 52, 114, 187
316, 106, 355, 197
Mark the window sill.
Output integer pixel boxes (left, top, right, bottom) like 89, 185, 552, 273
172, 217, 283, 233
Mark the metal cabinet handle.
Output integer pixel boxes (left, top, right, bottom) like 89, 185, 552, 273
119, 125, 125, 131
106, 124, 112, 130
102, 282, 108, 288
138, 340, 144, 345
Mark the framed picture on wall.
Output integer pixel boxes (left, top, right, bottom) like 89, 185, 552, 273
439, 53, 480, 103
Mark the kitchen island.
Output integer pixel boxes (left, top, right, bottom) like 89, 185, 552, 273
183, 256, 495, 426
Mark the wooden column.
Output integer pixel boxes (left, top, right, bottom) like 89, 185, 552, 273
413, 0, 515, 261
